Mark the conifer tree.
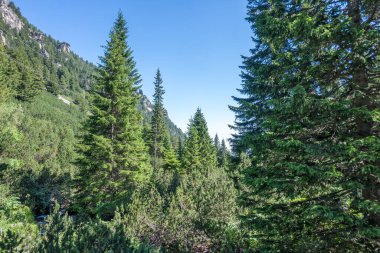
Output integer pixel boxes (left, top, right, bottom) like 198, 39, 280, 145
11, 48, 43, 101
214, 134, 220, 150
182, 109, 217, 171
231, 0, 379, 251
76, 12, 151, 218
193, 108, 217, 166
182, 123, 202, 171
162, 132, 180, 171
176, 137, 184, 161
149, 69, 168, 170
218, 139, 230, 169
0, 44, 12, 104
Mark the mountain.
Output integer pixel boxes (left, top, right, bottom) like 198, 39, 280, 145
0, 0, 184, 140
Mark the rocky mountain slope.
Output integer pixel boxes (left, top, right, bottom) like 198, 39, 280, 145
0, 0, 184, 140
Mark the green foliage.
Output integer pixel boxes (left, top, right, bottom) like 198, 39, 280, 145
0, 203, 158, 253
0, 184, 37, 253
164, 168, 238, 252
146, 69, 180, 173
217, 139, 231, 169
123, 167, 240, 252
36, 204, 156, 253
11, 47, 44, 101
75, 12, 151, 218
0, 184, 36, 232
0, 93, 82, 213
231, 0, 380, 251
162, 144, 181, 172
148, 69, 167, 170
0, 44, 14, 104
182, 108, 217, 171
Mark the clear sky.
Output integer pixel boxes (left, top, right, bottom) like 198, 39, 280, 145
13, 0, 252, 144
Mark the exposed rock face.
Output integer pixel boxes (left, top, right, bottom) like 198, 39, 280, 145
138, 89, 153, 112
0, 29, 6, 45
31, 31, 44, 49
30, 31, 49, 58
0, 0, 24, 32
42, 48, 49, 58
58, 42, 70, 53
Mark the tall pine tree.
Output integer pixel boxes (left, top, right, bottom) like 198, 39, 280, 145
149, 69, 169, 170
231, 0, 379, 251
76, 12, 151, 218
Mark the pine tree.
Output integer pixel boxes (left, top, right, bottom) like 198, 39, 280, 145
149, 69, 168, 170
193, 108, 217, 167
231, 0, 379, 251
11, 48, 43, 101
182, 122, 202, 171
176, 137, 184, 161
213, 134, 220, 150
162, 132, 180, 171
76, 12, 151, 218
218, 139, 230, 169
182, 109, 217, 171
0, 44, 13, 104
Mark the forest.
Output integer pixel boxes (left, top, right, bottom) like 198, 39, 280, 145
0, 0, 379, 252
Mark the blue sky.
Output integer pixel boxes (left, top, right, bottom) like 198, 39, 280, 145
13, 0, 252, 143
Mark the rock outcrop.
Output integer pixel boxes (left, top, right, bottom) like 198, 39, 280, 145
31, 31, 44, 49
0, 0, 24, 32
58, 42, 70, 53
0, 29, 6, 45
138, 89, 153, 112
30, 31, 49, 58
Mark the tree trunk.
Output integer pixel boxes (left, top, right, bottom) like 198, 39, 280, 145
348, 0, 380, 226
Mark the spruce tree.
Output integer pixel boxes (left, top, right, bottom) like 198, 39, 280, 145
182, 109, 217, 171
162, 132, 180, 171
193, 108, 217, 167
214, 134, 221, 150
176, 137, 184, 162
149, 69, 168, 170
218, 139, 230, 169
76, 12, 151, 218
11, 48, 43, 101
0, 44, 12, 104
182, 122, 202, 171
231, 0, 379, 251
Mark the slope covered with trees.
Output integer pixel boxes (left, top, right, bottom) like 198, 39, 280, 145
0, 2, 240, 252
1, 0, 379, 252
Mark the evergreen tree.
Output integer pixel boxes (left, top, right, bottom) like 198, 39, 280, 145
46, 64, 60, 95
182, 122, 202, 171
149, 69, 168, 170
231, 0, 380, 251
76, 12, 151, 218
182, 109, 217, 171
0, 44, 13, 104
162, 131, 180, 171
214, 134, 221, 150
218, 139, 230, 169
176, 137, 184, 162
11, 48, 43, 101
